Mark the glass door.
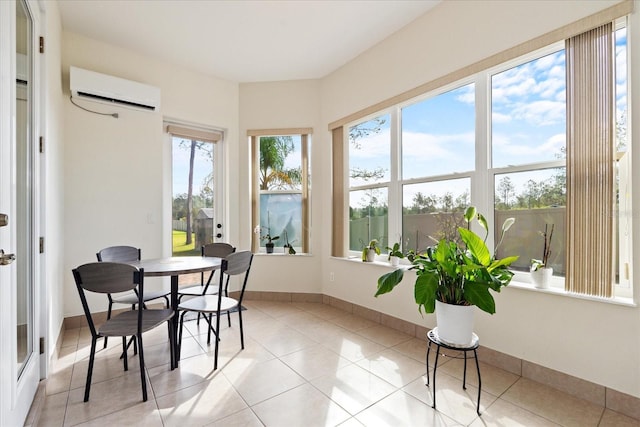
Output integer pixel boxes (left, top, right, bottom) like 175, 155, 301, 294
170, 133, 222, 256
0, 0, 41, 424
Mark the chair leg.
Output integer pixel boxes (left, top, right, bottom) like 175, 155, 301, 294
168, 319, 175, 370
84, 337, 98, 402
238, 308, 245, 349
178, 311, 187, 363
103, 303, 112, 349
122, 336, 128, 371
203, 313, 219, 345
137, 334, 148, 402
214, 309, 221, 371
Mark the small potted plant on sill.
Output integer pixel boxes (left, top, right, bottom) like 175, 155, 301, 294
530, 223, 554, 289
375, 207, 518, 346
362, 239, 381, 262
257, 212, 279, 254
282, 230, 296, 255
386, 242, 404, 267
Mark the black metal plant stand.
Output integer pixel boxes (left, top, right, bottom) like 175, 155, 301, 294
425, 327, 482, 416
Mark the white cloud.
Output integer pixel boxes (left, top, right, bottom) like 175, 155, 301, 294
492, 112, 511, 123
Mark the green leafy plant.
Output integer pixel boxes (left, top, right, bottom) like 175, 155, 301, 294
259, 211, 279, 244
282, 230, 297, 255
530, 223, 554, 271
386, 242, 404, 261
362, 239, 381, 261
375, 206, 518, 315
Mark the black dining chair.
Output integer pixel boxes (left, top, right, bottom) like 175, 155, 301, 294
72, 262, 175, 402
178, 242, 235, 325
177, 251, 253, 370
97, 246, 170, 349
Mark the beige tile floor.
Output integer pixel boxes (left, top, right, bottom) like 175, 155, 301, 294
26, 300, 639, 427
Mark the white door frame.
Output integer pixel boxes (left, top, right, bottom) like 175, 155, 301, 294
0, 0, 44, 425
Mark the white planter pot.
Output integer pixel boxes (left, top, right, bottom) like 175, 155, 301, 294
530, 267, 553, 289
389, 256, 399, 267
365, 249, 377, 262
435, 300, 475, 347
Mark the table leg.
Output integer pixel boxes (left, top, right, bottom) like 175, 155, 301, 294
171, 275, 179, 369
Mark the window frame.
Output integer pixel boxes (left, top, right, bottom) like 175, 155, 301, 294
341, 22, 632, 300
250, 128, 312, 254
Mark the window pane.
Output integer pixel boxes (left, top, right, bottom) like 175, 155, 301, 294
259, 135, 303, 190
494, 169, 565, 275
402, 178, 470, 252
172, 138, 214, 256
402, 84, 475, 179
492, 50, 566, 168
348, 114, 390, 187
349, 188, 388, 252
615, 27, 627, 152
260, 193, 302, 251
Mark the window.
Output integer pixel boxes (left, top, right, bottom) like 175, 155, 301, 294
341, 20, 631, 299
250, 130, 311, 254
166, 124, 224, 256
348, 115, 390, 253
491, 46, 567, 278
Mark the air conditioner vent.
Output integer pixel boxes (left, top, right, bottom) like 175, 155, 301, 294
70, 66, 161, 112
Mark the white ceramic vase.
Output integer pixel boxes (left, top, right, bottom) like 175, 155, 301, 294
389, 256, 399, 267
435, 300, 475, 347
530, 267, 553, 289
365, 249, 377, 262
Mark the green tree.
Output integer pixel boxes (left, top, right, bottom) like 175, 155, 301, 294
496, 177, 515, 209
259, 136, 301, 190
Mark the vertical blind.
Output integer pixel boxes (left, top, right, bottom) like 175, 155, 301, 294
565, 23, 614, 297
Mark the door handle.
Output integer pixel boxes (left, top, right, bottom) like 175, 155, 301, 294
0, 213, 7, 227
0, 249, 16, 265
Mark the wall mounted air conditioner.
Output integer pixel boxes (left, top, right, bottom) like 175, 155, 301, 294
70, 66, 161, 111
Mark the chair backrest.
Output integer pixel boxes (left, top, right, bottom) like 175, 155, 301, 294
72, 262, 144, 336
200, 243, 236, 292
202, 242, 235, 258
218, 251, 253, 302
97, 246, 141, 262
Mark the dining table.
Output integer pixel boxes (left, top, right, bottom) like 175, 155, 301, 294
127, 255, 222, 368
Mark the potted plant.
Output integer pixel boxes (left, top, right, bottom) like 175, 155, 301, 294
530, 223, 554, 289
375, 206, 518, 346
386, 242, 404, 267
282, 230, 296, 255
362, 239, 381, 262
257, 211, 280, 254
261, 231, 279, 253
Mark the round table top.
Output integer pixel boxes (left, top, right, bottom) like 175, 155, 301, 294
128, 256, 221, 277
427, 327, 479, 350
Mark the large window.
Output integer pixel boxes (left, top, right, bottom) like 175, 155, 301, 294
342, 21, 631, 299
251, 130, 311, 254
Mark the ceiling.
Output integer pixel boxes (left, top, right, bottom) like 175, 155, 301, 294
57, 0, 440, 83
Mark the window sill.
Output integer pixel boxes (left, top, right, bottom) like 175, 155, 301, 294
508, 279, 636, 307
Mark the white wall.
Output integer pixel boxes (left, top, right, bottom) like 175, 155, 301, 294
238, 80, 323, 294
43, 0, 65, 363
61, 32, 239, 317
321, 0, 640, 398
